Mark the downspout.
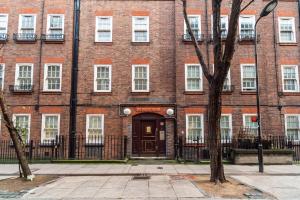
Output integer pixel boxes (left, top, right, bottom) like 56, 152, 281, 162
272, 11, 283, 135
298, 0, 300, 29
36, 0, 45, 111
69, 0, 80, 159
204, 0, 210, 70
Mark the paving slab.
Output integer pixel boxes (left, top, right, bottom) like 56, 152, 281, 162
232, 175, 300, 200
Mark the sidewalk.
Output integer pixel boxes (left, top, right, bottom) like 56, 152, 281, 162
0, 163, 299, 176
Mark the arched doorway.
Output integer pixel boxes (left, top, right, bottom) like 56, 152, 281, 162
132, 113, 166, 157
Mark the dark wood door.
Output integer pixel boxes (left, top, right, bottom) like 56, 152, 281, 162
141, 120, 156, 154
132, 113, 166, 157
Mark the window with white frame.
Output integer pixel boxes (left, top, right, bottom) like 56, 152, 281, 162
241, 64, 256, 91
86, 114, 104, 144
15, 64, 33, 90
95, 16, 112, 42
0, 64, 4, 90
223, 69, 231, 91
185, 64, 202, 91
47, 14, 64, 38
41, 114, 60, 143
186, 114, 204, 141
19, 14, 36, 34
13, 114, 30, 143
239, 16, 255, 39
220, 114, 232, 141
211, 64, 230, 91
132, 65, 149, 92
279, 17, 296, 43
185, 15, 201, 40
243, 114, 258, 135
132, 16, 149, 42
211, 15, 228, 39
0, 14, 8, 34
94, 65, 111, 92
282, 65, 299, 92
285, 115, 300, 141
44, 64, 62, 91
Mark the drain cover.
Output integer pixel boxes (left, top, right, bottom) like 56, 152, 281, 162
157, 166, 163, 169
132, 175, 151, 180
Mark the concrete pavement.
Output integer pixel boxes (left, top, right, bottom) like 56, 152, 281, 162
23, 175, 205, 199
0, 164, 299, 176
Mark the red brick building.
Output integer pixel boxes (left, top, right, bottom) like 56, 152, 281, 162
0, 0, 299, 159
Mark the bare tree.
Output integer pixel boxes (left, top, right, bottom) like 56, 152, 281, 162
182, 0, 244, 183
0, 42, 34, 180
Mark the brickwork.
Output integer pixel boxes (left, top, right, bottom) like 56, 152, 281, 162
0, 0, 299, 159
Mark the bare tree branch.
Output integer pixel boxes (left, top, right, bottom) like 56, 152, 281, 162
240, 0, 254, 13
212, 0, 223, 77
222, 0, 242, 68
182, 0, 212, 82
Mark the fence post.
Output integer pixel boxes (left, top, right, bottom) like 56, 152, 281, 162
124, 136, 127, 159
29, 140, 33, 161
196, 136, 200, 163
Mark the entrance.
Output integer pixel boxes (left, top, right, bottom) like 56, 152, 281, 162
132, 113, 166, 157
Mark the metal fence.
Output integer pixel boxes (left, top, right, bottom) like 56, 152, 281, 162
0, 135, 127, 163
176, 135, 300, 163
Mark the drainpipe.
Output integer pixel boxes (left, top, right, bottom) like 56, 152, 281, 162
36, 0, 46, 111
298, 0, 300, 29
204, 0, 210, 71
69, 0, 80, 159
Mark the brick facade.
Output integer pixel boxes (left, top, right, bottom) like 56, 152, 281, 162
0, 0, 299, 159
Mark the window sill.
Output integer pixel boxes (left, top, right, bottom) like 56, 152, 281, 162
278, 42, 297, 46
131, 42, 150, 46
182, 40, 204, 45
279, 92, 300, 96
41, 91, 62, 95
94, 42, 113, 45
184, 91, 204, 95
240, 91, 256, 95
131, 91, 151, 95
238, 40, 255, 45
92, 92, 112, 96
85, 143, 104, 147
222, 91, 233, 95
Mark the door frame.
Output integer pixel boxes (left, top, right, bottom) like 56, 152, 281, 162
132, 113, 166, 157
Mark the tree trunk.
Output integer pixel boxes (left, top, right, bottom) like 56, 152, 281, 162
0, 93, 34, 180
207, 84, 226, 183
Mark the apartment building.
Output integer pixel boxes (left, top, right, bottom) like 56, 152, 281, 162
0, 0, 299, 159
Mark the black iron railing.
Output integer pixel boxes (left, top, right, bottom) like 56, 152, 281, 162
41, 34, 65, 42
13, 33, 37, 42
238, 32, 260, 42
9, 85, 34, 93
0, 135, 127, 162
0, 33, 8, 42
176, 135, 300, 163
182, 34, 204, 42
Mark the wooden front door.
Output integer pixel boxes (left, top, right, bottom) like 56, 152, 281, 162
132, 113, 166, 157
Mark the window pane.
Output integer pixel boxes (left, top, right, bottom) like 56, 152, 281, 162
18, 65, 32, 87
15, 115, 29, 142
134, 66, 148, 91
187, 115, 202, 139
96, 66, 110, 91
286, 116, 300, 140
21, 15, 34, 33
87, 116, 103, 143
44, 116, 59, 141
280, 19, 294, 42
0, 15, 7, 33
244, 115, 258, 135
187, 65, 201, 90
97, 17, 111, 41
46, 65, 61, 90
